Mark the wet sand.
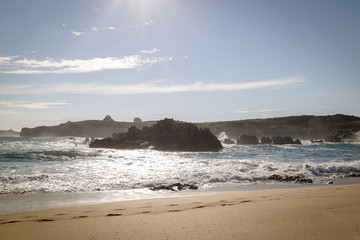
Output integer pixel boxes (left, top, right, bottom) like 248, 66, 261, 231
1, 184, 360, 240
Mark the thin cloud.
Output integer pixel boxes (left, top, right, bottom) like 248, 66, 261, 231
236, 108, 288, 114
106, 26, 117, 30
0, 78, 304, 95
0, 101, 70, 109
140, 48, 160, 54
0, 110, 21, 116
0, 55, 173, 74
144, 20, 155, 26
71, 31, 84, 36
0, 56, 15, 63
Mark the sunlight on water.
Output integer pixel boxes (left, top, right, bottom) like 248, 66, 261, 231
0, 137, 360, 195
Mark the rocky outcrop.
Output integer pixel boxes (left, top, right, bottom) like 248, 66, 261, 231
260, 136, 272, 144
90, 118, 223, 152
149, 183, 199, 191
268, 174, 313, 183
237, 135, 259, 145
272, 136, 301, 145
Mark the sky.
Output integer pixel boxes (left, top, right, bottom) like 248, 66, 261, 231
0, 0, 360, 131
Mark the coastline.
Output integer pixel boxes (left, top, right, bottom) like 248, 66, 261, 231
1, 183, 360, 240
1, 177, 360, 215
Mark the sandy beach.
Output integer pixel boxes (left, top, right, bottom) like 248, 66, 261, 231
1, 184, 360, 240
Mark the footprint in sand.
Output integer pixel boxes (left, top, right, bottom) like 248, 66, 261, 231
221, 203, 235, 206
106, 213, 122, 217
37, 219, 55, 222
72, 216, 88, 219
168, 210, 182, 212
194, 205, 206, 209
1, 220, 20, 224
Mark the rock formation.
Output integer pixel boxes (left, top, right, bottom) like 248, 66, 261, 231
90, 118, 223, 152
237, 135, 259, 145
271, 136, 301, 145
268, 174, 313, 184
149, 183, 199, 191
260, 136, 272, 144
223, 138, 235, 144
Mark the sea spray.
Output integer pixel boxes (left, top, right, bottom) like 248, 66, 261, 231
0, 136, 360, 195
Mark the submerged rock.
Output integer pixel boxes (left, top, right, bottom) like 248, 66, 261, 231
346, 172, 360, 177
90, 118, 223, 152
149, 183, 199, 191
268, 174, 313, 184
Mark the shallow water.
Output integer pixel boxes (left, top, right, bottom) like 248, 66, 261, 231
1, 136, 360, 196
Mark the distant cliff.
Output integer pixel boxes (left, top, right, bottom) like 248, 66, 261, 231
198, 114, 360, 142
20, 114, 360, 141
20, 119, 155, 138
0, 129, 20, 137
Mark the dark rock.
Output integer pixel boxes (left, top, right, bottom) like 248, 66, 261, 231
223, 138, 235, 144
149, 183, 199, 191
268, 174, 313, 184
293, 139, 302, 144
260, 136, 272, 144
346, 172, 360, 177
103, 115, 114, 121
90, 118, 223, 152
272, 136, 298, 145
237, 135, 259, 145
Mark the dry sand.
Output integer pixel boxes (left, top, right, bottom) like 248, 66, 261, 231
1, 184, 360, 240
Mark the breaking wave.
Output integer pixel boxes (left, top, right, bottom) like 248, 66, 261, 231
0, 137, 360, 195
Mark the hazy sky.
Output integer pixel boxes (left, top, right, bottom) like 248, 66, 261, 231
1, 0, 359, 131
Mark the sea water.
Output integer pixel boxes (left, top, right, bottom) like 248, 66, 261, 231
1, 136, 360, 213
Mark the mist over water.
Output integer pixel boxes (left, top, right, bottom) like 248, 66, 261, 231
0, 136, 360, 195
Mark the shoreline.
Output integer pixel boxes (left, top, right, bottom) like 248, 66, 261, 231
1, 183, 360, 239
1, 177, 360, 215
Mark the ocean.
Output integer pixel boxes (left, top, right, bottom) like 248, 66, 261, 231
1, 135, 360, 213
